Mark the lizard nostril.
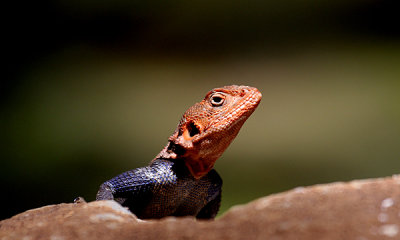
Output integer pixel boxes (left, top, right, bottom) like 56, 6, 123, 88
187, 121, 200, 137
240, 88, 248, 96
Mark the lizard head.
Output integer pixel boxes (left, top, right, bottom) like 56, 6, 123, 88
166, 85, 262, 179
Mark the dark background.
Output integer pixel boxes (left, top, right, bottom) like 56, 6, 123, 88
2, 0, 400, 220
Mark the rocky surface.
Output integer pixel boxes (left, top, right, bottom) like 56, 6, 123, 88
1, 175, 400, 240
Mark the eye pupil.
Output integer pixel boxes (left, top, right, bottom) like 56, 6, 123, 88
211, 94, 225, 106
213, 97, 222, 103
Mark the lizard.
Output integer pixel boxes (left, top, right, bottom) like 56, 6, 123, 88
96, 85, 262, 219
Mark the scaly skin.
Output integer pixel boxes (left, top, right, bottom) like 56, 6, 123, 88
96, 85, 262, 219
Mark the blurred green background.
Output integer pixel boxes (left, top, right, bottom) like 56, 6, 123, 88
2, 0, 400, 220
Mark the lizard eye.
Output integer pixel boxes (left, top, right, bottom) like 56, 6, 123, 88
210, 93, 225, 106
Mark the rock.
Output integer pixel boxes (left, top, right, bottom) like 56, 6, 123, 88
1, 175, 400, 240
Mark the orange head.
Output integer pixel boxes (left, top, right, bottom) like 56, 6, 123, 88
159, 85, 262, 179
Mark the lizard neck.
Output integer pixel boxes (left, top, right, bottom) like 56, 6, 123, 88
154, 140, 217, 179
155, 140, 184, 161
154, 129, 233, 180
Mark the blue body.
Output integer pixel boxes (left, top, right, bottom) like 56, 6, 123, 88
96, 159, 222, 219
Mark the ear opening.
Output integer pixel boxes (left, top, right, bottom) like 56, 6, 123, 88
181, 121, 201, 140
187, 121, 200, 137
